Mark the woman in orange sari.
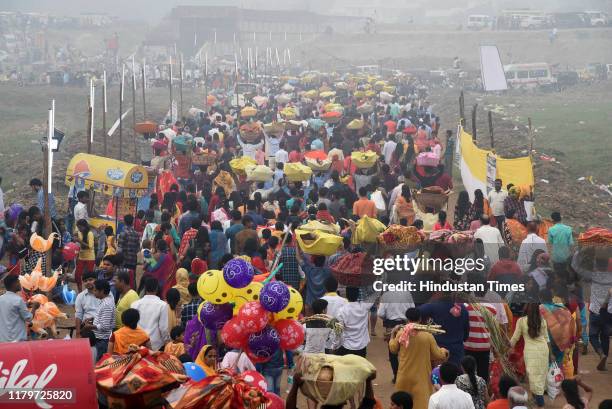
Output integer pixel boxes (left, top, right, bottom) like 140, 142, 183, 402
107, 309, 151, 354
503, 209, 528, 256
195, 345, 218, 376
394, 185, 415, 225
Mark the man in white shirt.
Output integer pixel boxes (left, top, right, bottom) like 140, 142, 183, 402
487, 179, 508, 229
474, 215, 505, 264
517, 222, 548, 272
336, 287, 373, 357
73, 190, 90, 223
320, 277, 348, 319
382, 137, 397, 165
131, 278, 170, 350
75, 271, 106, 339
428, 362, 475, 409
274, 141, 289, 165
264, 131, 283, 169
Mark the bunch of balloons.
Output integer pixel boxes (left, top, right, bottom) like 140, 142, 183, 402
196, 258, 305, 363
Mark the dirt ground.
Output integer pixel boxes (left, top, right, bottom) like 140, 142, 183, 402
279, 326, 612, 408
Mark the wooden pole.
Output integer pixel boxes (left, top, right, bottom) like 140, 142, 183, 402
459, 91, 465, 127
86, 95, 92, 154
141, 65, 147, 118
119, 80, 123, 160
488, 110, 494, 149
132, 71, 137, 163
102, 71, 107, 156
471, 103, 478, 141
528, 117, 534, 155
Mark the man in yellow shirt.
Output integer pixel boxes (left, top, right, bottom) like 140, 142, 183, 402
114, 272, 139, 329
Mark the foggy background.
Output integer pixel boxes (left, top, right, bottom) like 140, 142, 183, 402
3, 0, 611, 22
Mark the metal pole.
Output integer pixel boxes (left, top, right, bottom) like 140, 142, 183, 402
132, 70, 137, 162
169, 58, 173, 122
103, 71, 107, 156
87, 95, 92, 154
119, 79, 123, 160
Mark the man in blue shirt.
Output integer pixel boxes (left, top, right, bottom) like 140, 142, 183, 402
245, 200, 265, 226
225, 210, 244, 253
0, 275, 40, 342
30, 178, 57, 220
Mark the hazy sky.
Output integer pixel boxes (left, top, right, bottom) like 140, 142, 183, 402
3, 0, 608, 22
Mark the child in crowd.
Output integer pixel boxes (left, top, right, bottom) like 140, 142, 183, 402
164, 326, 186, 357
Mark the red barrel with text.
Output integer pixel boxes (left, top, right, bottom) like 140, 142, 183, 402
0, 339, 97, 408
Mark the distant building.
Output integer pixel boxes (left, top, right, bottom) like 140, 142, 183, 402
145, 5, 364, 57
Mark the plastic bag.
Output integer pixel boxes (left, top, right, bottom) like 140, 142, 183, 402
546, 361, 564, 400
351, 151, 378, 169
353, 216, 386, 244
371, 190, 386, 212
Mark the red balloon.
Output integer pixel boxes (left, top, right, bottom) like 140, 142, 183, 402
274, 319, 305, 350
240, 370, 268, 392
237, 301, 269, 334
221, 317, 248, 349
265, 392, 285, 409
244, 345, 270, 364
191, 258, 207, 276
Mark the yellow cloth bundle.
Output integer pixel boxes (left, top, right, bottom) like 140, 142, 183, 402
229, 156, 257, 176
284, 162, 313, 182
351, 151, 378, 168
295, 230, 343, 256
298, 353, 376, 405
353, 216, 386, 244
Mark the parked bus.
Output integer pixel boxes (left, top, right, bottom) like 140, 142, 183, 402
504, 63, 556, 88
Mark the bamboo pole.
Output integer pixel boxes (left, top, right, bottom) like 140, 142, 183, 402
471, 103, 478, 141
141, 65, 146, 119
169, 57, 173, 122
459, 91, 465, 127
179, 54, 184, 119
488, 110, 494, 149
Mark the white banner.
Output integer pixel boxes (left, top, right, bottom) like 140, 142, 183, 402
486, 153, 497, 194
480, 45, 508, 91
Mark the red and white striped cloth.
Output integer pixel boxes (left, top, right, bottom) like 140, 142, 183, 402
464, 303, 497, 351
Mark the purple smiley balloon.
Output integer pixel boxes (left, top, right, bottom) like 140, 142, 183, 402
222, 258, 255, 288
259, 281, 290, 313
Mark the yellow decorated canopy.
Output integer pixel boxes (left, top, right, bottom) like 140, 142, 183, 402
65, 153, 149, 198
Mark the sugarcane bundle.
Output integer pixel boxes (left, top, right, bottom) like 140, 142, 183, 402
301, 314, 344, 336
397, 322, 446, 348
468, 299, 516, 379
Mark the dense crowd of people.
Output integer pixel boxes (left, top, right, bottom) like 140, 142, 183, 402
0, 71, 611, 409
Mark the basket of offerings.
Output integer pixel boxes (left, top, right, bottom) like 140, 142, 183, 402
414, 186, 449, 213
378, 225, 423, 253
192, 148, 218, 166
239, 122, 263, 143
330, 251, 376, 287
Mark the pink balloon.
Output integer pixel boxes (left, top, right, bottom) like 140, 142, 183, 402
265, 392, 285, 409
237, 301, 269, 334
240, 370, 267, 392
274, 319, 305, 350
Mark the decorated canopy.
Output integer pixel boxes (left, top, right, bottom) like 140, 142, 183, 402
65, 153, 149, 198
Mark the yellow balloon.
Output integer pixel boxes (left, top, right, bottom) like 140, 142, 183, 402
273, 286, 303, 320
197, 270, 233, 304
232, 281, 263, 314
196, 301, 206, 322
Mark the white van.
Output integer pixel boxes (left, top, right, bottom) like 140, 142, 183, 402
504, 63, 556, 88
467, 15, 492, 30
584, 11, 608, 26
